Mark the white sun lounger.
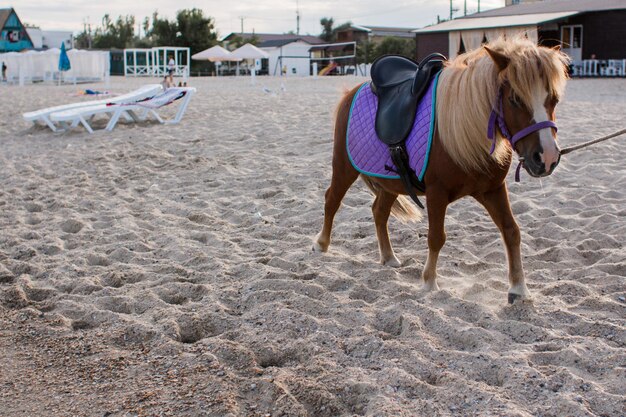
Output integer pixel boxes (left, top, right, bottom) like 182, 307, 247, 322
23, 84, 163, 132
49, 87, 196, 134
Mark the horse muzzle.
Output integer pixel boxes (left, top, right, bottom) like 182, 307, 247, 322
522, 148, 561, 177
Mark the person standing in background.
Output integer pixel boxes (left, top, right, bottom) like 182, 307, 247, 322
167, 56, 175, 85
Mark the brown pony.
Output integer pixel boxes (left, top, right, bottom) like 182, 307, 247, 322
313, 37, 570, 303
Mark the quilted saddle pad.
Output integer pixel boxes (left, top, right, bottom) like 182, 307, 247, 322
346, 72, 440, 181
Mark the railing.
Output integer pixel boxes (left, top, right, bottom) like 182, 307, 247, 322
125, 65, 152, 77
152, 65, 189, 78
571, 59, 626, 77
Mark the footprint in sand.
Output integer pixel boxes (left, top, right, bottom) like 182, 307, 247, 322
24, 202, 43, 213
61, 219, 84, 234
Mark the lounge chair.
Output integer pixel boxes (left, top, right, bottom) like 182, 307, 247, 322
49, 87, 196, 134
23, 84, 163, 132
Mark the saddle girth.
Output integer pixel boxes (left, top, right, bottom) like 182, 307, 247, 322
370, 53, 446, 209
387, 145, 426, 209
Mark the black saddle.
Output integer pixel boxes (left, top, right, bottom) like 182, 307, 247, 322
371, 53, 446, 145
369, 53, 447, 208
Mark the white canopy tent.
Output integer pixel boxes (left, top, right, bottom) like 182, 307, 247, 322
191, 45, 241, 76
0, 49, 110, 86
230, 43, 269, 79
191, 45, 240, 62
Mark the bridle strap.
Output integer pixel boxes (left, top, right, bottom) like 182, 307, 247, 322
487, 88, 558, 182
510, 120, 558, 147
487, 89, 511, 154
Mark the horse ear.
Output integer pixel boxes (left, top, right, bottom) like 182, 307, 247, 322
484, 46, 510, 72
552, 44, 562, 51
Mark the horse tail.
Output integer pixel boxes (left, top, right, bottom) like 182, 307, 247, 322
360, 175, 423, 223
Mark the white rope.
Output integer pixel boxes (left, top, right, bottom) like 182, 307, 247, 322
560, 128, 626, 155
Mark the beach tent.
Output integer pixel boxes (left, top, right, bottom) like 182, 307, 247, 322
230, 43, 269, 60
191, 45, 241, 76
0, 48, 109, 85
230, 43, 269, 79
191, 45, 240, 62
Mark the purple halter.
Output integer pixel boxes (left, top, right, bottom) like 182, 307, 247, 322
487, 89, 558, 181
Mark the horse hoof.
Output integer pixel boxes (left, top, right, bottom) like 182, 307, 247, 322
312, 241, 327, 253
382, 257, 402, 268
508, 293, 520, 304
423, 281, 440, 292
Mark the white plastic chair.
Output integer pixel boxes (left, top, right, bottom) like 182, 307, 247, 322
570, 61, 583, 77
49, 87, 195, 134
23, 84, 163, 132
582, 60, 599, 77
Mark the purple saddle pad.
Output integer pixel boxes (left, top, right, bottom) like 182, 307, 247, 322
347, 72, 440, 181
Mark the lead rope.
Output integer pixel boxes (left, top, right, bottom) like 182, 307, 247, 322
560, 128, 626, 155
514, 128, 625, 182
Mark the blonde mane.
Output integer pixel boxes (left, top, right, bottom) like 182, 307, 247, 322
436, 37, 570, 172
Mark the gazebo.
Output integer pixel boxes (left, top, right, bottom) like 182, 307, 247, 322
123, 47, 190, 78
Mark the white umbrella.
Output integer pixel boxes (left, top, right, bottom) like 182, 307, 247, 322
230, 44, 269, 80
230, 43, 269, 60
191, 45, 241, 62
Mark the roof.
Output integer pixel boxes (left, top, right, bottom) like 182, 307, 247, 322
463, 0, 626, 18
337, 24, 418, 38
0, 8, 13, 29
221, 32, 323, 45
309, 41, 355, 52
258, 39, 313, 48
414, 11, 578, 33
415, 0, 626, 34
0, 7, 34, 46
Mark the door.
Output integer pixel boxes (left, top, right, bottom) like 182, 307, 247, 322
561, 25, 583, 61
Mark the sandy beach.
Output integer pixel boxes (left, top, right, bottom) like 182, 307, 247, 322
1, 75, 625, 416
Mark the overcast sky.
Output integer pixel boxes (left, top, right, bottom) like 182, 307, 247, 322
13, 0, 504, 37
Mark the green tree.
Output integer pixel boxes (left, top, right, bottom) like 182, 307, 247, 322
149, 11, 178, 46
319, 18, 352, 43
320, 17, 334, 42
89, 14, 136, 49
356, 40, 375, 64
227, 34, 260, 49
148, 9, 216, 55
373, 37, 415, 60
176, 8, 216, 52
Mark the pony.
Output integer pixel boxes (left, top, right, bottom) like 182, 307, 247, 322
313, 37, 570, 303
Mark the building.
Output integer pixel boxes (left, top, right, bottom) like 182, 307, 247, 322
26, 28, 74, 50
506, 0, 543, 5
414, 0, 626, 62
259, 39, 317, 76
336, 25, 417, 44
0, 8, 34, 52
221, 33, 324, 76
221, 32, 323, 49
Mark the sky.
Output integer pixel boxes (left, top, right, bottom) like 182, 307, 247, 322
11, 0, 504, 37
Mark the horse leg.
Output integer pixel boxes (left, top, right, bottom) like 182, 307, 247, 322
475, 184, 529, 303
313, 167, 359, 252
422, 191, 448, 291
372, 190, 401, 267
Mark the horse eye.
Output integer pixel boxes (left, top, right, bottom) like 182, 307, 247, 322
508, 94, 521, 107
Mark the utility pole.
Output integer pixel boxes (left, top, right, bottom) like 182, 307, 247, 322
449, 0, 459, 20
478, 0, 481, 13
239, 16, 245, 34
464, 0, 467, 15
296, 0, 301, 35
83, 17, 92, 49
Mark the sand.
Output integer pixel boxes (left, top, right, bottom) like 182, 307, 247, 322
0, 75, 624, 417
